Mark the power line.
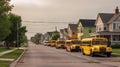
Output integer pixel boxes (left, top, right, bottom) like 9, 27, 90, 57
22, 20, 73, 24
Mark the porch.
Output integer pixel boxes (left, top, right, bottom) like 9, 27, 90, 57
91, 32, 120, 45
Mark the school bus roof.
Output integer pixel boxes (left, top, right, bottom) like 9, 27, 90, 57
81, 37, 108, 41
65, 40, 72, 42
65, 40, 81, 42
56, 40, 65, 42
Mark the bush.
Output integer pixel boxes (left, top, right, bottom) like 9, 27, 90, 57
111, 44, 120, 48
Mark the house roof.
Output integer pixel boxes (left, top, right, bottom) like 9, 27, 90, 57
79, 19, 96, 27
64, 28, 68, 33
68, 24, 78, 32
47, 32, 53, 36
107, 13, 120, 24
98, 13, 114, 23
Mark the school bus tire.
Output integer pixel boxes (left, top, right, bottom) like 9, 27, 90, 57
82, 49, 85, 55
90, 50, 95, 57
107, 53, 111, 57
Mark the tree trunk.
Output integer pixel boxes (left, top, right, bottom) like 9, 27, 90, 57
5, 40, 10, 49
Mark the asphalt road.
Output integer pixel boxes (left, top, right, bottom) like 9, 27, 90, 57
16, 42, 120, 67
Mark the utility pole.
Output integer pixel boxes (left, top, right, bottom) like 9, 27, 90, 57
55, 26, 57, 32
17, 21, 19, 49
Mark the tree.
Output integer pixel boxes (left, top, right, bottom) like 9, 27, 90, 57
31, 33, 43, 44
0, 0, 12, 41
5, 13, 27, 47
51, 31, 60, 40
19, 26, 27, 46
0, 0, 13, 49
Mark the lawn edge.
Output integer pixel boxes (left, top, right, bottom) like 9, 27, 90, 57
10, 48, 27, 67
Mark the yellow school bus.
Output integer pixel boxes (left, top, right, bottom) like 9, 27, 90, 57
81, 37, 112, 57
50, 40, 56, 47
43, 41, 49, 46
65, 40, 81, 52
55, 40, 65, 49
46, 40, 52, 46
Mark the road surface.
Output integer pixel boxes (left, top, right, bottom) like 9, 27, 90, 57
16, 42, 120, 67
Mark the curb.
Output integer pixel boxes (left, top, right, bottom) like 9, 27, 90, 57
10, 48, 27, 67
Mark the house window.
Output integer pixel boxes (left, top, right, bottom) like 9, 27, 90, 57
119, 35, 120, 41
72, 32, 75, 34
113, 37, 115, 41
104, 27, 106, 31
80, 28, 83, 33
113, 23, 116, 30
99, 28, 101, 31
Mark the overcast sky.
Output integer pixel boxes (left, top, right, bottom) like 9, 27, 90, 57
10, 0, 120, 39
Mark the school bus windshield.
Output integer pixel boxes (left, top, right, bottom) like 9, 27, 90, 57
92, 40, 107, 45
58, 41, 65, 44
71, 41, 80, 44
66, 42, 71, 44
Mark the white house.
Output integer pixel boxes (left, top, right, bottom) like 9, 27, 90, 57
91, 6, 120, 45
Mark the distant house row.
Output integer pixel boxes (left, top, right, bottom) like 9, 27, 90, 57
59, 19, 96, 40
44, 7, 120, 45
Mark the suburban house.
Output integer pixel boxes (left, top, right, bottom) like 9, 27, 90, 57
91, 6, 120, 45
63, 28, 69, 40
68, 24, 78, 39
44, 32, 53, 41
77, 19, 96, 40
59, 29, 64, 40
59, 28, 69, 40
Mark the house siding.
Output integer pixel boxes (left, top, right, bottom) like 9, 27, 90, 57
96, 16, 104, 32
82, 26, 96, 38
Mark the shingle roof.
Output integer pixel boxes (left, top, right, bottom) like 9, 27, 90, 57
47, 32, 53, 36
98, 13, 114, 23
64, 28, 68, 33
68, 24, 78, 32
79, 19, 96, 27
107, 13, 120, 24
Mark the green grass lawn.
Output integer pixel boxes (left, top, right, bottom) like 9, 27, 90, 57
0, 49, 24, 67
0, 60, 12, 67
0, 47, 12, 52
112, 49, 120, 57
0, 49, 24, 59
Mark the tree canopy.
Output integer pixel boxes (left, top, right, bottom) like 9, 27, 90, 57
0, 0, 13, 41
5, 13, 27, 47
0, 0, 27, 48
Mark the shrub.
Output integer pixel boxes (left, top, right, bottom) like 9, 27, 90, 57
111, 44, 120, 48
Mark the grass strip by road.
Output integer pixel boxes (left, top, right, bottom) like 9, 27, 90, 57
112, 49, 120, 57
0, 47, 12, 52
0, 49, 24, 59
0, 60, 12, 67
0, 49, 24, 67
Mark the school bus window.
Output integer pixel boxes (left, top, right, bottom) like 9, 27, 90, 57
82, 41, 91, 45
92, 41, 107, 45
58, 41, 65, 44
66, 42, 71, 45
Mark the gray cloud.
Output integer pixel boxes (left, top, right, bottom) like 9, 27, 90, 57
10, 0, 120, 39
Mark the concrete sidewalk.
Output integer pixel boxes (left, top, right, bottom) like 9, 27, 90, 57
0, 47, 27, 62
0, 58, 14, 61
0, 47, 26, 56
0, 48, 17, 61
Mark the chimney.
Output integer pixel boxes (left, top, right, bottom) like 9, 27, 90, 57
115, 6, 119, 15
